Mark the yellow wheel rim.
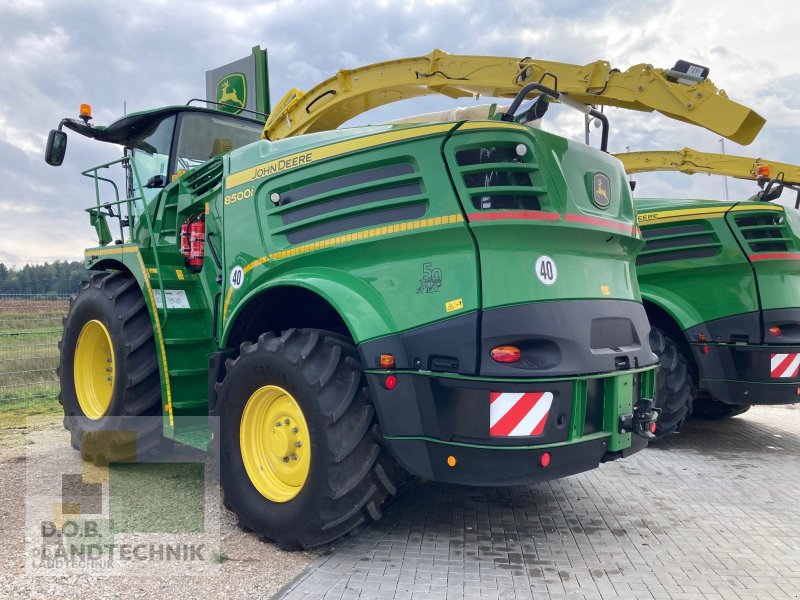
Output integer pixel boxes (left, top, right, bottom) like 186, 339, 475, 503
74, 320, 115, 420
240, 385, 311, 503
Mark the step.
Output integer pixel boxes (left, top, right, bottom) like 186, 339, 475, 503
164, 336, 212, 346
169, 367, 209, 377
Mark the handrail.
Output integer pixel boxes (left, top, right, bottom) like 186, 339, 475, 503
81, 155, 169, 325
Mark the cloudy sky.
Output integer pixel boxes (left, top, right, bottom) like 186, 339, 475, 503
2, 0, 799, 266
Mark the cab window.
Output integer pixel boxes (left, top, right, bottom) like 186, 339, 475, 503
174, 112, 263, 173
128, 115, 176, 207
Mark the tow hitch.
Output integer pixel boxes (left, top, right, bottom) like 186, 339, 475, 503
619, 398, 660, 439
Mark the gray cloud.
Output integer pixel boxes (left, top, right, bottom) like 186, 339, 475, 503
1, 0, 798, 265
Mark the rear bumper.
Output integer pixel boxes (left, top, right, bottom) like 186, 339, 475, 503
364, 366, 656, 486
383, 435, 647, 486
358, 299, 657, 376
691, 342, 800, 405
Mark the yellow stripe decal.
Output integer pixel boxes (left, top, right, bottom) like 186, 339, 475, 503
222, 213, 465, 323
638, 203, 783, 226
225, 123, 454, 189
729, 204, 783, 212
84, 246, 174, 427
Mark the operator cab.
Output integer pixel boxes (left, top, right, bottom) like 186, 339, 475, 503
45, 105, 263, 243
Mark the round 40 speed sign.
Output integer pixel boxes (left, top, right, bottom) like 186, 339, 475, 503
535, 255, 557, 285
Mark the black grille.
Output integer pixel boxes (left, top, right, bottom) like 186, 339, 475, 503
455, 145, 545, 211
271, 162, 426, 244
637, 222, 721, 266
183, 157, 223, 197
734, 213, 790, 253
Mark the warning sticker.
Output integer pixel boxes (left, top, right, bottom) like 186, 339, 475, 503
490, 391, 553, 437
153, 290, 191, 310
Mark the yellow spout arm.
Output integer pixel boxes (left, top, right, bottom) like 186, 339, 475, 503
264, 49, 765, 144
615, 147, 800, 185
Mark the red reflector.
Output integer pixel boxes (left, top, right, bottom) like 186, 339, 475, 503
702, 345, 709, 354
650, 422, 657, 434
384, 375, 397, 390
491, 345, 521, 363
769, 326, 782, 337
540, 452, 551, 467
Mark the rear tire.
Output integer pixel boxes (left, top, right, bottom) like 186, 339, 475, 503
692, 396, 751, 420
58, 271, 164, 463
649, 327, 696, 439
217, 328, 402, 550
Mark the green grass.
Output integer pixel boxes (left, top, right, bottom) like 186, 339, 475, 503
0, 395, 63, 448
0, 299, 66, 405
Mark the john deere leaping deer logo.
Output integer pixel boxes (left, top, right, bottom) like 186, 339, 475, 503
592, 173, 611, 209
216, 73, 247, 115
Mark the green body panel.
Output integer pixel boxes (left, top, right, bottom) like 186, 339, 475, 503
220, 126, 478, 343
221, 122, 645, 344
637, 198, 756, 330
443, 128, 641, 308
78, 110, 653, 454
724, 205, 800, 311
636, 197, 800, 331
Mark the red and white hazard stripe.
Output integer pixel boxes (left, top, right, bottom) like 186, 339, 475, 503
770, 353, 800, 378
489, 391, 553, 437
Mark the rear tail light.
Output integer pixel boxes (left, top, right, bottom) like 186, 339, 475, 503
769, 326, 782, 337
490, 345, 521, 363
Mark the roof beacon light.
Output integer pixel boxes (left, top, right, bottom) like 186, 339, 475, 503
79, 104, 93, 124
757, 165, 771, 179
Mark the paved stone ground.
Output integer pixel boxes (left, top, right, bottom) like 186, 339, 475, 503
277, 405, 800, 600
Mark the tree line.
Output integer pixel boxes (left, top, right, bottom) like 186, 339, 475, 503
0, 261, 86, 295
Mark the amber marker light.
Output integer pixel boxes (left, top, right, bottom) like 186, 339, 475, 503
79, 103, 93, 121
379, 354, 395, 369
490, 345, 521, 363
446, 455, 457, 467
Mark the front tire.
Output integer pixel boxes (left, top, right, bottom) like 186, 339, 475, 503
218, 329, 401, 550
649, 327, 696, 439
58, 271, 164, 463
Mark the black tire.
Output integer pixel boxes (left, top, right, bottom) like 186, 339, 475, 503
692, 396, 751, 420
58, 271, 164, 463
217, 328, 402, 550
649, 327, 696, 439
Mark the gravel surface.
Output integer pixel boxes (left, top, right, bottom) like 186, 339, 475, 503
0, 418, 319, 599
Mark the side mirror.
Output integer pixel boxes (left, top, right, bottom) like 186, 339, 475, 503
145, 174, 167, 188
760, 177, 784, 202
45, 129, 67, 166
